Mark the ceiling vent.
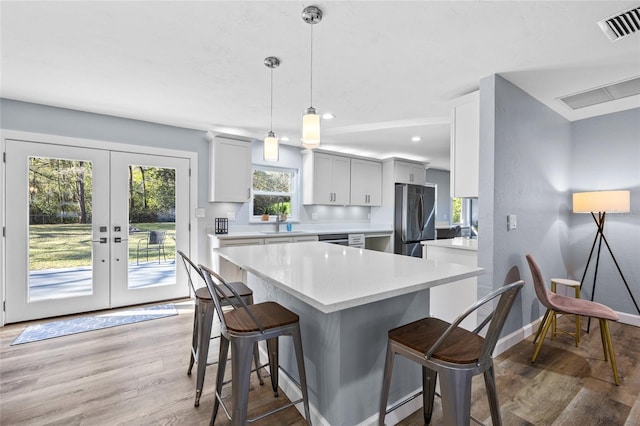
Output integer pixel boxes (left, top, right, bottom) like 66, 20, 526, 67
597, 6, 640, 41
559, 75, 640, 110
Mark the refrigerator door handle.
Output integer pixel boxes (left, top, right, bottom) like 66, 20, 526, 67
418, 194, 424, 231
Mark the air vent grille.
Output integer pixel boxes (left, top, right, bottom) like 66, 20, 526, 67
598, 6, 640, 41
559, 75, 640, 110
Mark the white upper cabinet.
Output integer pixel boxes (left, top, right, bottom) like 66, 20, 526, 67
450, 91, 479, 198
209, 136, 251, 202
395, 160, 426, 185
303, 151, 351, 205
350, 159, 382, 206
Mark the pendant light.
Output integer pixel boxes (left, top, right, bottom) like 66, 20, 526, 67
301, 5, 322, 149
263, 56, 281, 161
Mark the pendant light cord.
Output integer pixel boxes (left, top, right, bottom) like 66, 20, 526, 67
309, 23, 313, 107
270, 66, 274, 132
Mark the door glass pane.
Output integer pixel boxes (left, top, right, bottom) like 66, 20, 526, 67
28, 157, 93, 301
127, 165, 176, 289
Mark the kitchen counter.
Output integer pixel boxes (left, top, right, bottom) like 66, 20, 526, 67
422, 237, 478, 251
209, 225, 392, 240
214, 242, 483, 425
216, 241, 482, 314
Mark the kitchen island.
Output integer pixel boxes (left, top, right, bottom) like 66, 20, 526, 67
215, 241, 483, 425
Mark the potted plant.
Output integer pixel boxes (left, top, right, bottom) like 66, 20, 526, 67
261, 206, 272, 222
276, 203, 288, 222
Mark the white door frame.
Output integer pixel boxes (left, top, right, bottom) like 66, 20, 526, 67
1, 129, 199, 326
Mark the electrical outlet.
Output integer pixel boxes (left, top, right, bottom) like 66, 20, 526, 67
195, 208, 205, 218
312, 212, 319, 220
507, 214, 517, 231
227, 211, 236, 221
367, 213, 371, 219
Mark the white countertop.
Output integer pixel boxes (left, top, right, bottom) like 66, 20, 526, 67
215, 241, 483, 313
421, 238, 478, 251
210, 225, 392, 240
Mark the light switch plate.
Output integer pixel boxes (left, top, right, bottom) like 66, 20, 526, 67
507, 214, 517, 231
227, 211, 236, 221
312, 212, 319, 220
195, 208, 205, 218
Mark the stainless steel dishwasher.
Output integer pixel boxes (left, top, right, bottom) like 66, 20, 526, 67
317, 233, 349, 246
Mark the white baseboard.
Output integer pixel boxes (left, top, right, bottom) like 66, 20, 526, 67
617, 311, 640, 327
493, 316, 542, 356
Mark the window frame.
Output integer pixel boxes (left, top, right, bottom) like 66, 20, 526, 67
249, 165, 299, 223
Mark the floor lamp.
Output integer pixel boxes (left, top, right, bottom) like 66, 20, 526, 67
573, 190, 639, 332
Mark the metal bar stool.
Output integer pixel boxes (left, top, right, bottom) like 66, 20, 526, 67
177, 251, 263, 407
199, 264, 312, 426
379, 281, 524, 426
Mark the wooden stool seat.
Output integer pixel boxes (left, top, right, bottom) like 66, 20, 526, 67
389, 317, 485, 364
225, 301, 300, 332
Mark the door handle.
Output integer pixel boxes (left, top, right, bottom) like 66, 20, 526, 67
114, 237, 122, 243
100, 237, 108, 244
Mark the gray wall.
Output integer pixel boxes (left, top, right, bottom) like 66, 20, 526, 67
426, 168, 451, 223
479, 74, 574, 335
480, 75, 640, 337
568, 109, 640, 313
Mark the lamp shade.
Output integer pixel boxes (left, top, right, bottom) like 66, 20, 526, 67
263, 132, 279, 162
302, 109, 320, 148
572, 190, 630, 213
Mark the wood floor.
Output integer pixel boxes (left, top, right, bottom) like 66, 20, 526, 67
1, 300, 639, 425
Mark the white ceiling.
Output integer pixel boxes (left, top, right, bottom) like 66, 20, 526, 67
2, 1, 639, 170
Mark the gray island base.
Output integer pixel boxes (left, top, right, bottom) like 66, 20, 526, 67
215, 242, 484, 425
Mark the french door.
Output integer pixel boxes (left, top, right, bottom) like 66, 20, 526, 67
5, 140, 190, 323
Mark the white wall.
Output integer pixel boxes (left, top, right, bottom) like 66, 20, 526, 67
426, 168, 451, 223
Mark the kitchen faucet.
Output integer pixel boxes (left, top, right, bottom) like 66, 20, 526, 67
274, 197, 285, 233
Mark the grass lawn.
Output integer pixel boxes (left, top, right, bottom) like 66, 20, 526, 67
29, 223, 177, 270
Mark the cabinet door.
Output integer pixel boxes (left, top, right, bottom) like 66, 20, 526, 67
450, 92, 479, 198
395, 161, 426, 185
332, 155, 351, 205
312, 153, 335, 204
350, 159, 382, 206
264, 237, 293, 244
293, 235, 319, 242
209, 137, 251, 202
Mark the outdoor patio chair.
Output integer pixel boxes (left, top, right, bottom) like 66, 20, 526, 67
136, 230, 167, 265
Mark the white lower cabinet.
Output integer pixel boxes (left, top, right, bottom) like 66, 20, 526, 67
423, 244, 478, 331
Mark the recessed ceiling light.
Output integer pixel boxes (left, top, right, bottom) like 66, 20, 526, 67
411, 136, 422, 142
322, 113, 335, 120
280, 136, 290, 142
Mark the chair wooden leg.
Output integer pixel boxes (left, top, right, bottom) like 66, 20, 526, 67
533, 309, 551, 345
378, 342, 395, 426
600, 319, 620, 385
438, 368, 473, 426
422, 366, 437, 425
483, 363, 502, 426
532, 311, 554, 363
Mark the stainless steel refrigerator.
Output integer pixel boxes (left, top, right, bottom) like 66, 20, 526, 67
394, 183, 436, 258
